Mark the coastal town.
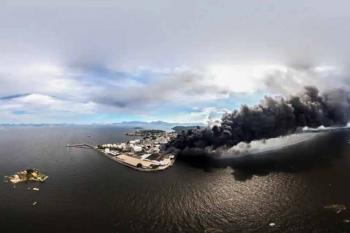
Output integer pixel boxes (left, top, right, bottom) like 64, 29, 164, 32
90, 129, 177, 171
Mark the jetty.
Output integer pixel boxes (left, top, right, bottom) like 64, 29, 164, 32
66, 143, 96, 149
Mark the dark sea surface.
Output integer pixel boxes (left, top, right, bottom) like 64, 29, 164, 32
1, 126, 350, 233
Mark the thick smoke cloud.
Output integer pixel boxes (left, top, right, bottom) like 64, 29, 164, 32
169, 87, 350, 157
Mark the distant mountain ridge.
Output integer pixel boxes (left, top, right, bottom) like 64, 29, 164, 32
112, 121, 205, 130
0, 121, 206, 130
171, 125, 203, 133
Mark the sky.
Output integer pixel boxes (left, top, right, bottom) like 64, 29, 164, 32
1, 0, 350, 124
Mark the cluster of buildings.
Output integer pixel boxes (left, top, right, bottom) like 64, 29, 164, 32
96, 131, 177, 170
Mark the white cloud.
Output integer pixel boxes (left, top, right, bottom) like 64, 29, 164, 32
0, 63, 84, 99
0, 62, 348, 123
206, 64, 287, 93
161, 107, 230, 124
0, 93, 97, 122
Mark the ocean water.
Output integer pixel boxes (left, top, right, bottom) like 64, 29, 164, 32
1, 126, 350, 233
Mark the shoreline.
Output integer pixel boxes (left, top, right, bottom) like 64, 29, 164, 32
95, 148, 175, 172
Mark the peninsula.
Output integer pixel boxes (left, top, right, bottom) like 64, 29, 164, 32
68, 130, 177, 171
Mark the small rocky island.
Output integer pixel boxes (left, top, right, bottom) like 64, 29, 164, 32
5, 169, 48, 184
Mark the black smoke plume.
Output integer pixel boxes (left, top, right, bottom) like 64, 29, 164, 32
168, 87, 350, 157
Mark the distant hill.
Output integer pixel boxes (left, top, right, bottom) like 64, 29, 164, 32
0, 121, 206, 130
172, 126, 203, 133
112, 121, 205, 130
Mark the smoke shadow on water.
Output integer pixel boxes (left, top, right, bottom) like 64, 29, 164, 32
178, 131, 350, 182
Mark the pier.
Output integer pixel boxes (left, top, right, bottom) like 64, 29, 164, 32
66, 144, 97, 149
